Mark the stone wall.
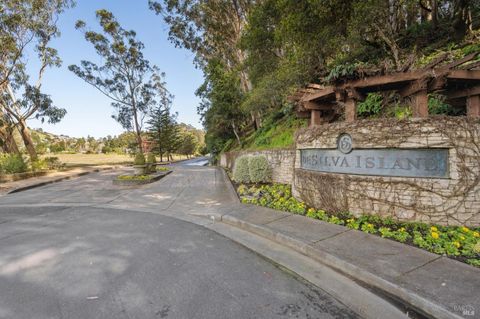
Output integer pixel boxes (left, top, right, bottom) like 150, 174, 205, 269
293, 117, 480, 227
220, 149, 295, 184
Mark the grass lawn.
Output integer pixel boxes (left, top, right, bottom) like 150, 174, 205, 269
43, 153, 189, 167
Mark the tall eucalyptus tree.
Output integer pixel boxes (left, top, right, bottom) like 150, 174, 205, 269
0, 0, 72, 160
69, 10, 170, 154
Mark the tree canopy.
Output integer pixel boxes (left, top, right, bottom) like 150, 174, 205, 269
0, 0, 73, 160
151, 0, 480, 155
69, 9, 170, 154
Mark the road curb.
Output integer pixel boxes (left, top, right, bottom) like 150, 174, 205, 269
217, 167, 241, 203
216, 213, 463, 319
7, 166, 119, 194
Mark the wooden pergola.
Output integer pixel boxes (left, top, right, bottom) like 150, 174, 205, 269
290, 53, 480, 126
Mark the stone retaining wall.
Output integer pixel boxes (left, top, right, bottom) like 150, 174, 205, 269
220, 149, 295, 184
293, 117, 480, 227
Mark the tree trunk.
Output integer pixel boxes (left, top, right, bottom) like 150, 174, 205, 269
231, 121, 242, 147
431, 0, 438, 28
18, 119, 37, 161
453, 0, 469, 40
0, 125, 20, 154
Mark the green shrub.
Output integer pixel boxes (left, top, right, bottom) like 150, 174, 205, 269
146, 153, 156, 163
248, 155, 271, 183
44, 156, 64, 170
0, 154, 28, 174
233, 156, 250, 183
133, 153, 146, 165
31, 159, 48, 172
390, 105, 412, 119
357, 93, 383, 117
428, 93, 457, 115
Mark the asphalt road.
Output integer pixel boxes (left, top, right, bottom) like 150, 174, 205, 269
0, 164, 359, 319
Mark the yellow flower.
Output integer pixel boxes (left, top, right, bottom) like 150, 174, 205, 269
474, 231, 480, 238
462, 226, 470, 233
431, 226, 438, 232
399, 227, 406, 232
453, 241, 461, 248
367, 223, 374, 228
431, 232, 439, 239
460, 235, 466, 241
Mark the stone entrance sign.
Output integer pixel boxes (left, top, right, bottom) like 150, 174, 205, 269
300, 147, 449, 179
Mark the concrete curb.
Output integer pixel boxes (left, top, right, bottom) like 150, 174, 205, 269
217, 166, 242, 203
217, 167, 241, 203
217, 213, 463, 319
7, 166, 120, 194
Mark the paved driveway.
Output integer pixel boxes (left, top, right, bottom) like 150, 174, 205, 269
0, 165, 359, 318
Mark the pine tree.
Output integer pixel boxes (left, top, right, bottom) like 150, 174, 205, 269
147, 105, 180, 162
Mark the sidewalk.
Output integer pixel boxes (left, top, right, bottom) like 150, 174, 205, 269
198, 174, 480, 319
0, 165, 120, 195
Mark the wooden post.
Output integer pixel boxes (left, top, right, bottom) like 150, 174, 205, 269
310, 110, 322, 127
345, 98, 357, 122
467, 95, 480, 117
412, 90, 429, 118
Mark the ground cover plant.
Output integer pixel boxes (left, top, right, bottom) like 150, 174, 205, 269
237, 183, 480, 268
0, 154, 28, 174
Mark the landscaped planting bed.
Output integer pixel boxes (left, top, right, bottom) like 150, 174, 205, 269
113, 170, 171, 186
236, 183, 480, 268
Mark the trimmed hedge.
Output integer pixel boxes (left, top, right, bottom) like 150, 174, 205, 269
233, 156, 250, 183
146, 153, 156, 163
233, 155, 271, 183
134, 153, 146, 165
249, 155, 271, 183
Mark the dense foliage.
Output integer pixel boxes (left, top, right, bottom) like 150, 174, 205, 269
248, 155, 271, 183
0, 154, 28, 174
238, 183, 480, 267
152, 0, 480, 155
0, 0, 72, 161
233, 156, 251, 183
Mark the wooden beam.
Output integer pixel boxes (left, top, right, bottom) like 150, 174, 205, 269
448, 85, 480, 99
411, 90, 429, 118
428, 75, 447, 91
459, 60, 480, 70
346, 87, 365, 101
341, 70, 425, 89
399, 78, 429, 97
441, 52, 479, 70
345, 98, 357, 122
310, 110, 322, 126
301, 87, 336, 102
467, 95, 480, 118
335, 90, 346, 102
303, 101, 335, 110
296, 111, 311, 119
447, 70, 480, 80
306, 83, 324, 89
421, 52, 449, 70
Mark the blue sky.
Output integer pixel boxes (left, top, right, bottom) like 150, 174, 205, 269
27, 0, 204, 138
